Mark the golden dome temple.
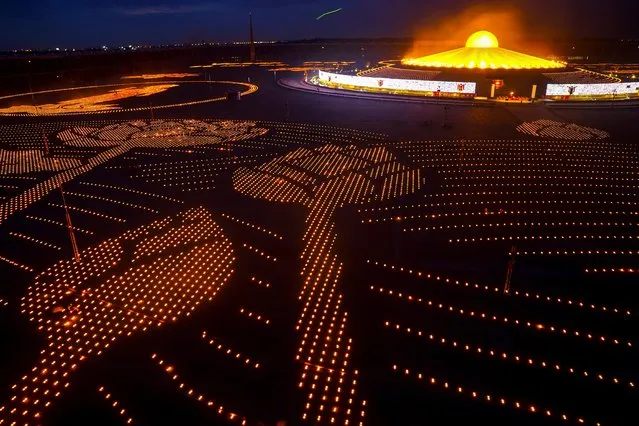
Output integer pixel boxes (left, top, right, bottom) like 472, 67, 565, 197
402, 30, 564, 70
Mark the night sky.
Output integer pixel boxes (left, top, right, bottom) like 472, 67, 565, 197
1, 0, 637, 50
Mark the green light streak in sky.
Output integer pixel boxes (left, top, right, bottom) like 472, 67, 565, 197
316, 8, 343, 20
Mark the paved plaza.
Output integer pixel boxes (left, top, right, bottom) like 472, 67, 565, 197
0, 69, 637, 426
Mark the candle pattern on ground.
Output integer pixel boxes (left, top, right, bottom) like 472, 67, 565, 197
0, 206, 235, 425
0, 119, 268, 225
233, 144, 421, 424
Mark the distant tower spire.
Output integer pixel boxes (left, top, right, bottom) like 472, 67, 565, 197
249, 12, 256, 63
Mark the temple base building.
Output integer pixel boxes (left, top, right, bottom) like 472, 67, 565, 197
314, 31, 638, 101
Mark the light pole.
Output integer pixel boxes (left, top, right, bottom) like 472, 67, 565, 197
443, 106, 450, 128
42, 130, 50, 156
54, 159, 80, 262
28, 60, 38, 115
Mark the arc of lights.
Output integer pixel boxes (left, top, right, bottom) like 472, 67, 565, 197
0, 119, 268, 227
0, 80, 258, 116
0, 85, 178, 115
386, 320, 635, 390
393, 364, 602, 425
233, 144, 422, 424
371, 285, 631, 348
151, 353, 253, 425
0, 206, 235, 425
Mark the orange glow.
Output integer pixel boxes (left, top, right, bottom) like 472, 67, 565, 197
268, 67, 332, 72
190, 61, 286, 68
121, 73, 199, 80
0, 85, 177, 115
406, 6, 559, 63
0, 80, 258, 117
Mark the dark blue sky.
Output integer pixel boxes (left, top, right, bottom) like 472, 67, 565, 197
1, 0, 637, 50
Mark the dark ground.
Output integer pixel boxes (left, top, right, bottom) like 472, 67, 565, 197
0, 52, 638, 426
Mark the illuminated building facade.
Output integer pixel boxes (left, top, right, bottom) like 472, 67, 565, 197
311, 30, 635, 101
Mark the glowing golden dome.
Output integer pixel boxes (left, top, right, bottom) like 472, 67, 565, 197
466, 30, 499, 48
402, 30, 564, 70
